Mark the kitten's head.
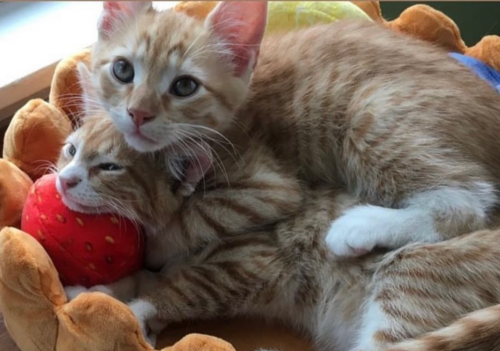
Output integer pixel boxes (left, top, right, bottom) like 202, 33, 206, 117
84, 1, 268, 152
56, 114, 186, 229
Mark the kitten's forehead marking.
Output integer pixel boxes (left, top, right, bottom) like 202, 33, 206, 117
71, 126, 121, 163
158, 68, 177, 95
133, 59, 146, 87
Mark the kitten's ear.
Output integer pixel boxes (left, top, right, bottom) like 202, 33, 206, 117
167, 142, 213, 197
205, 1, 268, 77
98, 1, 152, 39
77, 62, 95, 115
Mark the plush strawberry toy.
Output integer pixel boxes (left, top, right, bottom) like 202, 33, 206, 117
21, 173, 143, 287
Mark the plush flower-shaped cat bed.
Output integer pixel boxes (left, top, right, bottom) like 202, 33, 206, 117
2, 2, 500, 351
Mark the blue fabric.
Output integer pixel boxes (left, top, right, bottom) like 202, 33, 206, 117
449, 52, 500, 93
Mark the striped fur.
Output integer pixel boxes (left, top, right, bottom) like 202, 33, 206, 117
57, 115, 303, 270
60, 117, 500, 351
68, 177, 500, 351
387, 305, 500, 351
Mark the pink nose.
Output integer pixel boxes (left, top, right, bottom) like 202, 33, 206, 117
59, 175, 81, 191
128, 108, 155, 127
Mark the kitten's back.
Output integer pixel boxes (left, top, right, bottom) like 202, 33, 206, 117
243, 20, 500, 186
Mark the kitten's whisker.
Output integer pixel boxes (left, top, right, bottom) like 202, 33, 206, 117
172, 133, 208, 184
176, 129, 231, 192
32, 160, 59, 176
177, 123, 239, 156
174, 131, 214, 195
104, 195, 143, 234
179, 124, 244, 171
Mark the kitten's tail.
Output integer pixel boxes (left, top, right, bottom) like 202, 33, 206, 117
387, 304, 500, 351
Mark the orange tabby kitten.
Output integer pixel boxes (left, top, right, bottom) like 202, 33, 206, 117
60, 116, 500, 351
81, 1, 500, 258
56, 113, 302, 270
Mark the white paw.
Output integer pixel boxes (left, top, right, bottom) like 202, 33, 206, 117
325, 205, 396, 257
65, 285, 89, 301
89, 284, 114, 296
65, 285, 114, 301
128, 299, 158, 346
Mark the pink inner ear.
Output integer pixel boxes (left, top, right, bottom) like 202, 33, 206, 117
101, 2, 126, 34
183, 150, 213, 188
207, 1, 268, 76
168, 142, 213, 190
100, 2, 150, 37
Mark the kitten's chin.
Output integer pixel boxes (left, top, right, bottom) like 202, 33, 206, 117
125, 132, 169, 152
61, 196, 105, 215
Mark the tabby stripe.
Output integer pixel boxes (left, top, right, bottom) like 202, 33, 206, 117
377, 286, 434, 301
252, 250, 276, 259
145, 34, 151, 56
215, 261, 256, 287
127, 166, 155, 208
195, 203, 230, 237
206, 197, 265, 225
387, 305, 500, 351
373, 330, 400, 344
381, 303, 431, 326
382, 269, 465, 287
204, 83, 233, 111
205, 237, 273, 261
167, 42, 185, 57
164, 282, 193, 307
212, 181, 296, 193
294, 271, 320, 305
231, 262, 262, 283
183, 269, 223, 304
260, 278, 280, 305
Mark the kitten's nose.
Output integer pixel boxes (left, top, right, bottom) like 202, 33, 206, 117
59, 175, 82, 191
128, 108, 155, 127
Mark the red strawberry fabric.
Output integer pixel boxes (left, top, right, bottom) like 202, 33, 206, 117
21, 173, 143, 287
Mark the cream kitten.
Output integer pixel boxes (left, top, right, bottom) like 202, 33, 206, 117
82, 1, 500, 258
58, 118, 500, 351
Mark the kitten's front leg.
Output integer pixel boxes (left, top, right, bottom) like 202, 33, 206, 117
64, 272, 166, 346
129, 234, 283, 340
351, 229, 500, 351
325, 184, 495, 257
64, 270, 158, 303
128, 299, 160, 347
325, 204, 438, 257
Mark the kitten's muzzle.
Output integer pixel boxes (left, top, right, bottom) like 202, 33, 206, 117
128, 108, 156, 127
58, 174, 82, 192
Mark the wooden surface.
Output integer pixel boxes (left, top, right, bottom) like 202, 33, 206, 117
0, 311, 20, 351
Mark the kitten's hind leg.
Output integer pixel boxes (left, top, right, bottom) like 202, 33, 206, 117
351, 230, 500, 351
326, 182, 497, 257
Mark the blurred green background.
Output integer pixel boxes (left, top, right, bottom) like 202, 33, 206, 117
381, 2, 500, 47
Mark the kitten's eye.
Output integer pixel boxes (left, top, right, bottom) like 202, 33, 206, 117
98, 163, 122, 171
170, 76, 199, 97
112, 59, 134, 83
66, 143, 76, 157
